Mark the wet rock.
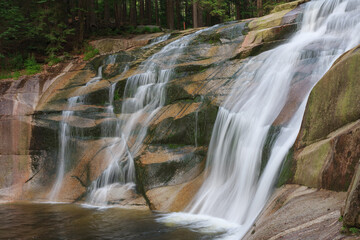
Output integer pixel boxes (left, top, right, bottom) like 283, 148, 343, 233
234, 5, 305, 60
245, 185, 350, 240
135, 145, 206, 192
292, 120, 360, 191
148, 101, 218, 146
271, 0, 309, 14
145, 172, 205, 211
90, 33, 164, 55
342, 162, 360, 228
297, 45, 360, 148
288, 45, 360, 191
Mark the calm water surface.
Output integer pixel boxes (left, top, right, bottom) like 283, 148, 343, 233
0, 202, 223, 240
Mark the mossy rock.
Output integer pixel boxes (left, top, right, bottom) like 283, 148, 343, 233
217, 22, 247, 40
271, 0, 309, 14
148, 101, 218, 146
193, 32, 222, 45
297, 45, 360, 148
135, 146, 206, 191
164, 81, 196, 105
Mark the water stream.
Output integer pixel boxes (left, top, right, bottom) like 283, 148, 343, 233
48, 65, 104, 201
87, 25, 221, 205
161, 0, 360, 239
45, 0, 360, 238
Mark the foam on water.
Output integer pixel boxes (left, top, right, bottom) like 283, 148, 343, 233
184, 0, 360, 238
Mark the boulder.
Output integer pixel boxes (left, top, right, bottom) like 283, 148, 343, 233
342, 162, 360, 228
288, 45, 360, 191
245, 185, 349, 240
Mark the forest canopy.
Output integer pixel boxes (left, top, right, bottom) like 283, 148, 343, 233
0, 0, 291, 74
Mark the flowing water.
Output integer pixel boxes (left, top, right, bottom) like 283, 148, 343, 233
48, 65, 104, 200
87, 25, 221, 205
37, 0, 360, 238
160, 0, 360, 239
142, 33, 171, 49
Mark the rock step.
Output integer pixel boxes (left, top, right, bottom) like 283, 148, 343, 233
135, 144, 206, 192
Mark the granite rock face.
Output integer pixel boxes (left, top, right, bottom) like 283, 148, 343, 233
0, 2, 309, 211
244, 185, 351, 240
284, 46, 360, 192
342, 163, 360, 228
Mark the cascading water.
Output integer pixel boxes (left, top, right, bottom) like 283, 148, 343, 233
195, 96, 204, 148
142, 33, 171, 49
160, 0, 360, 238
48, 65, 104, 201
48, 96, 79, 201
87, 26, 221, 205
101, 65, 129, 137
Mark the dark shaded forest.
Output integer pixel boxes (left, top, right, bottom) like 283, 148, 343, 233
0, 0, 290, 76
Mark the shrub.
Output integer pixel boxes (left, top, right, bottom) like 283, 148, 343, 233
47, 54, 62, 66
150, 27, 161, 33
24, 55, 41, 75
0, 73, 12, 80
13, 71, 21, 80
350, 228, 359, 234
84, 45, 99, 61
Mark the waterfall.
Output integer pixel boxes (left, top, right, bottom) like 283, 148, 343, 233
87, 25, 221, 205
48, 65, 104, 201
142, 33, 171, 49
195, 96, 204, 148
158, 0, 360, 238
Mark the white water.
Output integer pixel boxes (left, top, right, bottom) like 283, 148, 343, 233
160, 0, 360, 239
142, 33, 171, 49
195, 96, 204, 148
48, 66, 104, 200
101, 65, 129, 137
87, 25, 221, 205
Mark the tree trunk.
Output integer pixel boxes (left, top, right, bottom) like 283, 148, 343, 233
146, 0, 152, 25
130, 0, 137, 26
235, 2, 241, 20
175, 0, 181, 29
155, 0, 159, 25
85, 0, 91, 32
198, 3, 203, 27
77, 0, 86, 48
257, 0, 263, 17
193, 0, 198, 28
114, 0, 121, 28
69, 0, 76, 25
206, 10, 211, 26
185, 0, 189, 28
89, 0, 97, 28
166, 0, 174, 30
121, 0, 127, 24
104, 0, 110, 25
140, 0, 145, 24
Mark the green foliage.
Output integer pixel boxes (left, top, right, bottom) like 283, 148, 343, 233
47, 54, 62, 66
0, 73, 13, 80
150, 27, 161, 33
339, 216, 343, 222
340, 225, 360, 235
0, 0, 279, 74
13, 71, 21, 80
84, 45, 100, 61
167, 144, 186, 149
114, 90, 121, 101
24, 55, 41, 75
0, 71, 21, 80
263, 1, 287, 15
